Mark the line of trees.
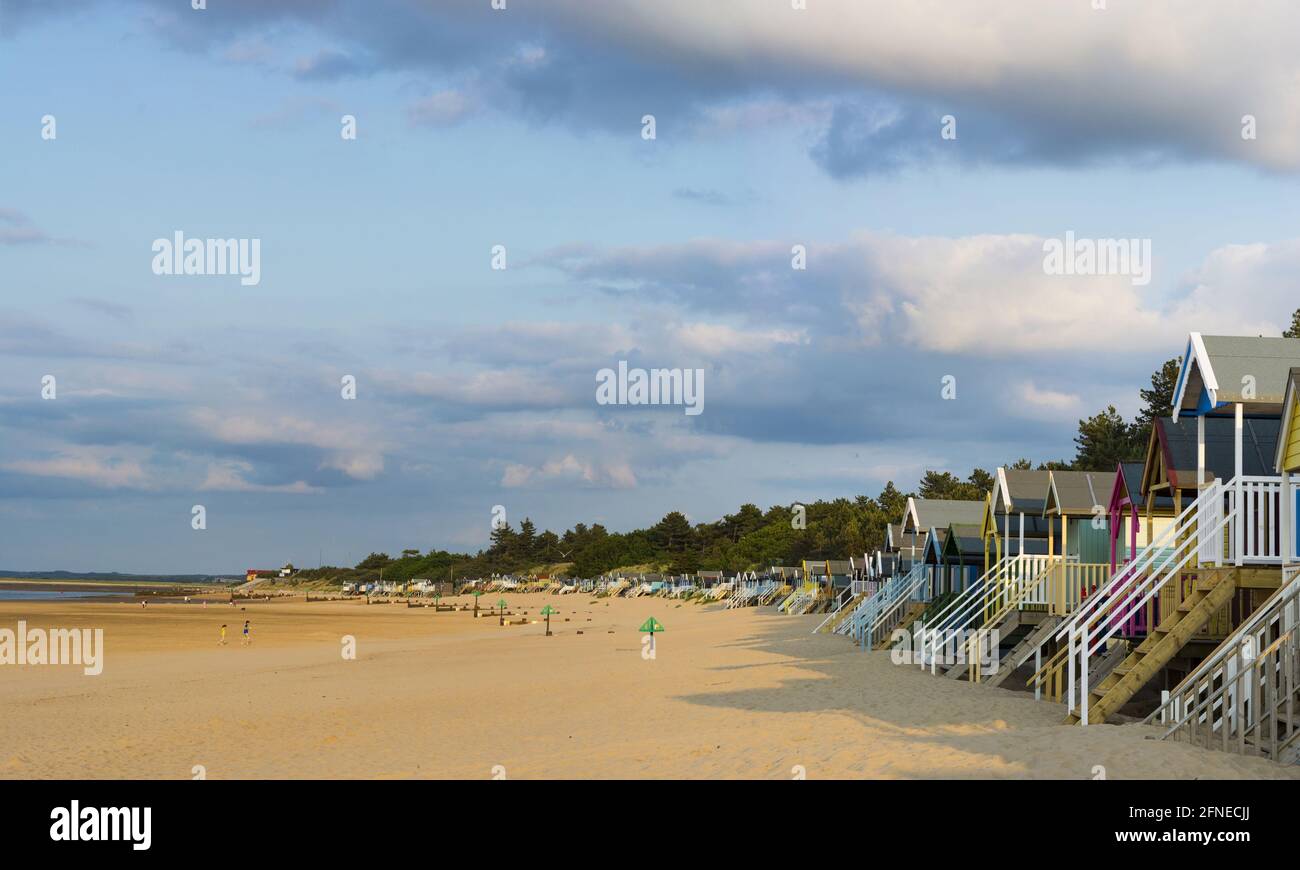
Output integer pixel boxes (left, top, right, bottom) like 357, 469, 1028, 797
303, 310, 1300, 582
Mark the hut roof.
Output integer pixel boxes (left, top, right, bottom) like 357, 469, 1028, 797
1045, 469, 1118, 516
994, 468, 1053, 515
902, 497, 987, 534
1174, 333, 1300, 418
1275, 368, 1300, 474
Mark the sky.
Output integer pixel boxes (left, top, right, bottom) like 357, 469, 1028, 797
3, 0, 1300, 573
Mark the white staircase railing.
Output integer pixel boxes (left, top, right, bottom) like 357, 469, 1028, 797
915, 555, 1044, 672
835, 581, 881, 633
852, 563, 929, 648
812, 586, 857, 633
1060, 479, 1235, 725
1145, 566, 1300, 758
841, 564, 922, 643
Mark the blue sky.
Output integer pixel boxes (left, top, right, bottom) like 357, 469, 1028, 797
4, 0, 1300, 573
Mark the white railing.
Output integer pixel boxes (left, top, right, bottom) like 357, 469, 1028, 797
916, 555, 1056, 672
842, 564, 923, 643
813, 586, 858, 633
1199, 476, 1299, 566
1063, 479, 1235, 725
915, 560, 999, 669
1145, 566, 1300, 757
861, 564, 933, 649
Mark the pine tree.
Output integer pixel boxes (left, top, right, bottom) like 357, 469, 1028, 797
518, 518, 537, 558
488, 521, 515, 557
1074, 405, 1140, 470
1131, 358, 1180, 450
1285, 308, 1300, 338
651, 511, 693, 552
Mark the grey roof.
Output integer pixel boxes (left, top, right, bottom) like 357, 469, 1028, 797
1116, 460, 1174, 512
887, 523, 926, 552
942, 524, 986, 560
1176, 334, 1300, 417
996, 469, 1053, 514
1045, 470, 1118, 516
903, 498, 987, 534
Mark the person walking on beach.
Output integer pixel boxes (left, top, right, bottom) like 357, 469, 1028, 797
219, 624, 227, 646
241, 620, 251, 646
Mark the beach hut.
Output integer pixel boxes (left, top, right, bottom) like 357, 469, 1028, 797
1040, 469, 1118, 613
885, 523, 927, 576
920, 526, 949, 595
1142, 367, 1300, 759
1278, 367, 1300, 563
826, 559, 853, 589
1108, 460, 1177, 573
901, 497, 985, 597
986, 469, 1059, 567
1046, 334, 1300, 725
938, 523, 985, 594
697, 570, 723, 589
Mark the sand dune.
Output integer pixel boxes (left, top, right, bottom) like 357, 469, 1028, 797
0, 593, 1294, 779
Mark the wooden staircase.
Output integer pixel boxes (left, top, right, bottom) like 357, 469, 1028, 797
1067, 570, 1238, 725
984, 615, 1062, 688
1146, 568, 1299, 763
874, 602, 926, 650
819, 592, 867, 633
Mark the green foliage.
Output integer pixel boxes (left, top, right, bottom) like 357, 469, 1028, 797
1070, 357, 1179, 471
918, 470, 992, 501
355, 552, 391, 570
1073, 405, 1141, 471
1285, 308, 1300, 339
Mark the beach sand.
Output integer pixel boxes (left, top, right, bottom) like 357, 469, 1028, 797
1, 593, 1295, 780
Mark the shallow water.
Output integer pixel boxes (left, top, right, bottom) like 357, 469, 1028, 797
0, 590, 123, 601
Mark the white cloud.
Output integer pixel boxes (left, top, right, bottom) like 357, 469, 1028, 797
1167, 239, 1300, 336
199, 460, 321, 494
843, 232, 1172, 354
5, 449, 150, 489
408, 89, 478, 126
1013, 382, 1084, 420
560, 0, 1300, 170
674, 322, 808, 355
501, 454, 637, 490
190, 409, 387, 480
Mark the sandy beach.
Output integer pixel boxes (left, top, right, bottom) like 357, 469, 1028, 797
0, 593, 1295, 780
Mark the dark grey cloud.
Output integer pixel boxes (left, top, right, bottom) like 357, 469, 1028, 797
11, 0, 1286, 175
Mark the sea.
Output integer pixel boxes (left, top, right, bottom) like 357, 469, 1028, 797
0, 590, 125, 601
